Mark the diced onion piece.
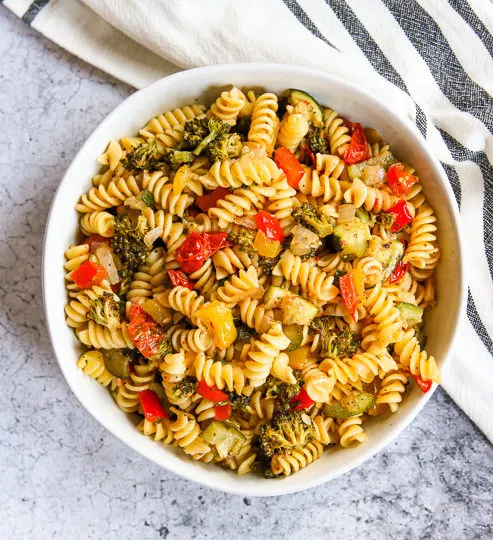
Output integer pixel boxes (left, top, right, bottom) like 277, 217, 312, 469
124, 196, 147, 211
144, 227, 162, 248
95, 244, 119, 284
290, 225, 321, 257
236, 216, 257, 230
241, 142, 267, 159
337, 204, 356, 224
362, 165, 386, 186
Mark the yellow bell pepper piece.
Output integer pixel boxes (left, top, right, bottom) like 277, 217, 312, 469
197, 301, 237, 349
253, 230, 282, 258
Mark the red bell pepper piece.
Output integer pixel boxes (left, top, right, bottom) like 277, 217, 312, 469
290, 387, 315, 410
413, 374, 432, 393
174, 231, 231, 274
300, 144, 316, 168
387, 199, 413, 233
196, 187, 230, 213
389, 259, 409, 284
84, 234, 108, 253
214, 403, 232, 420
138, 389, 168, 422
196, 380, 229, 402
344, 123, 370, 165
255, 210, 285, 242
71, 260, 107, 289
339, 272, 358, 320
127, 304, 165, 359
387, 163, 419, 196
274, 147, 305, 189
168, 270, 195, 291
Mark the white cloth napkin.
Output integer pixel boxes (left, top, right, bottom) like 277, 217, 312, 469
5, 0, 493, 443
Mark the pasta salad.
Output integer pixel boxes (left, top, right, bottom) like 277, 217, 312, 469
64, 86, 440, 477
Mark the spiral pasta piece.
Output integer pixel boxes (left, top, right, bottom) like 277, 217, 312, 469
80, 211, 115, 237
113, 363, 156, 413
302, 359, 335, 403
277, 113, 309, 152
212, 246, 253, 280
214, 265, 260, 305
142, 171, 193, 217
139, 104, 206, 138
166, 325, 212, 353
273, 250, 338, 302
208, 186, 268, 228
138, 417, 173, 445
97, 138, 124, 171
403, 204, 438, 269
344, 178, 396, 212
248, 92, 280, 155
393, 329, 440, 383
203, 155, 281, 189
169, 407, 211, 458
271, 440, 324, 476
156, 286, 206, 325
210, 87, 246, 125
76, 350, 114, 387
188, 258, 218, 297
338, 416, 366, 447
76, 175, 141, 213
324, 109, 351, 156
244, 322, 291, 387
76, 321, 134, 349
238, 297, 274, 334
194, 352, 247, 393
312, 415, 338, 445
374, 370, 408, 413
298, 167, 346, 203
315, 153, 345, 178
141, 208, 187, 252
365, 284, 404, 346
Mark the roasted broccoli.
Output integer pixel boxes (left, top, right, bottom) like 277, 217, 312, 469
257, 255, 281, 275
161, 148, 195, 170
111, 214, 150, 279
229, 392, 251, 412
228, 226, 257, 256
310, 317, 360, 358
172, 376, 198, 399
264, 372, 303, 412
306, 126, 329, 154
206, 133, 242, 162
158, 337, 174, 358
88, 292, 121, 330
183, 117, 231, 156
141, 190, 155, 209
123, 140, 161, 170
293, 203, 333, 238
234, 116, 251, 137
376, 211, 395, 228
259, 410, 314, 457
235, 322, 256, 342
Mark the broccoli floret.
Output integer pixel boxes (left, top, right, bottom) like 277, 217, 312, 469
161, 148, 195, 170
228, 227, 256, 256
88, 292, 121, 330
306, 126, 329, 154
376, 212, 395, 228
172, 376, 198, 399
300, 248, 318, 261
235, 322, 256, 342
259, 410, 314, 457
264, 372, 303, 412
158, 338, 173, 358
183, 117, 231, 156
234, 116, 251, 137
206, 133, 242, 162
141, 190, 155, 209
310, 317, 360, 358
293, 203, 333, 238
257, 255, 280, 275
229, 392, 251, 412
111, 214, 150, 278
123, 140, 161, 170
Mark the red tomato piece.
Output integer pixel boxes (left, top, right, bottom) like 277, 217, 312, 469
71, 260, 107, 289
255, 211, 285, 242
202, 232, 231, 256
290, 387, 315, 410
196, 380, 229, 402
341, 118, 356, 134
174, 231, 231, 274
214, 403, 232, 420
387, 163, 419, 196
300, 144, 316, 168
168, 270, 195, 290
84, 234, 108, 253
387, 199, 413, 233
413, 375, 433, 393
339, 272, 358, 320
389, 259, 409, 284
344, 123, 370, 165
127, 304, 165, 359
274, 147, 305, 188
138, 390, 168, 422
196, 187, 230, 213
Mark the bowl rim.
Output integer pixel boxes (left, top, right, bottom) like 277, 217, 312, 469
43, 62, 467, 496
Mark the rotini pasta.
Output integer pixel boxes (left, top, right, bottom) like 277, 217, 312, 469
67, 86, 440, 478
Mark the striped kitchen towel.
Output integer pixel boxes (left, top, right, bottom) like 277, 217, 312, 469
4, 0, 493, 442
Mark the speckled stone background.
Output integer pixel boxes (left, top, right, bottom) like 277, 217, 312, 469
1, 7, 492, 540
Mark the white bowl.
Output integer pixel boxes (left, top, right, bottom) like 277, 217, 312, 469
43, 63, 466, 496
